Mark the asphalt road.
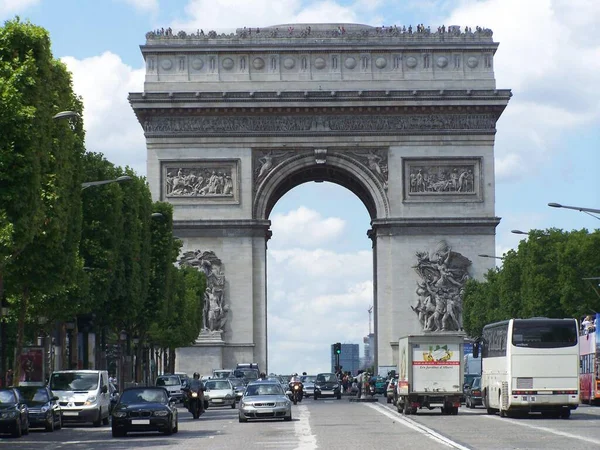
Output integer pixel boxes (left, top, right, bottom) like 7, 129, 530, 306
3, 397, 600, 450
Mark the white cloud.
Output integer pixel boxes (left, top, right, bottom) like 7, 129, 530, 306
270, 207, 345, 247
442, 0, 600, 183
61, 52, 146, 175
0, 0, 39, 18
269, 248, 371, 280
169, 0, 367, 31
120, 0, 159, 14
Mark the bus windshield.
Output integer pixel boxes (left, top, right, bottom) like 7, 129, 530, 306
512, 319, 577, 348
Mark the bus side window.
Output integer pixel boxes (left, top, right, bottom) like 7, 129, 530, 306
473, 342, 479, 359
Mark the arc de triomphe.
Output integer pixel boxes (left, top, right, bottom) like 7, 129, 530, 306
129, 23, 510, 375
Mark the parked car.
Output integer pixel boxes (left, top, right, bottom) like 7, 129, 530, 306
204, 379, 236, 408
313, 373, 342, 400
238, 380, 292, 422
386, 377, 398, 404
464, 376, 483, 408
49, 370, 111, 426
0, 388, 29, 437
19, 386, 62, 432
301, 375, 317, 398
111, 386, 178, 437
155, 374, 184, 403
227, 377, 246, 401
462, 373, 479, 403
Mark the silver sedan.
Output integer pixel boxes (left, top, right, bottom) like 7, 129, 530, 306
238, 381, 292, 422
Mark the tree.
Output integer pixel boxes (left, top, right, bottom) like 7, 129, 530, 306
463, 228, 600, 338
0, 18, 84, 384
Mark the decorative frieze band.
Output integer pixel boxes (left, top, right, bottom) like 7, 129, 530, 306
143, 113, 497, 136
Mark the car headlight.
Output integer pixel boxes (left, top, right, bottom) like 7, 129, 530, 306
113, 411, 127, 418
191, 392, 198, 398
153, 410, 169, 417
276, 401, 288, 407
1, 411, 18, 419
225, 394, 233, 399
333, 384, 339, 389
240, 401, 247, 408
40, 405, 50, 413
85, 395, 97, 406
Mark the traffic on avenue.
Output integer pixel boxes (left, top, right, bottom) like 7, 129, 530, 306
3, 386, 600, 449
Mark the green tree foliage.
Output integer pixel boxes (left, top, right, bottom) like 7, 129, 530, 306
463, 228, 600, 338
0, 18, 84, 383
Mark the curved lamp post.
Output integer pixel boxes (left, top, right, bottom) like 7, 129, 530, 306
52, 111, 79, 121
548, 203, 600, 220
478, 254, 504, 260
81, 175, 132, 190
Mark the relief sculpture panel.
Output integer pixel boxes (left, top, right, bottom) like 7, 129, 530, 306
411, 241, 471, 332
403, 158, 481, 202
162, 160, 239, 204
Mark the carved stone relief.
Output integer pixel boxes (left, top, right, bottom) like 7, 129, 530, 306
178, 250, 228, 335
411, 241, 471, 332
349, 149, 388, 189
403, 158, 481, 202
253, 149, 295, 185
144, 114, 497, 135
162, 160, 239, 203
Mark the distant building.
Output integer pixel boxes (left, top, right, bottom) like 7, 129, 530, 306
330, 343, 359, 374
363, 333, 375, 369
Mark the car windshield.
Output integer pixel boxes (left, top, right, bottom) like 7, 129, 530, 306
120, 389, 168, 404
50, 373, 99, 391
19, 387, 49, 406
472, 378, 481, 389
244, 384, 283, 396
205, 380, 231, 390
156, 376, 180, 386
316, 373, 337, 383
228, 378, 244, 387
213, 371, 232, 379
0, 391, 15, 404
302, 376, 317, 383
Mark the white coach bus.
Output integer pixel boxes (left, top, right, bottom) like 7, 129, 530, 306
473, 317, 579, 418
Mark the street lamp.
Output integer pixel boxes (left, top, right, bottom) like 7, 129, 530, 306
478, 254, 504, 260
52, 111, 79, 121
511, 230, 528, 235
548, 203, 600, 220
119, 330, 127, 393
151, 212, 164, 219
0, 300, 9, 386
81, 175, 132, 190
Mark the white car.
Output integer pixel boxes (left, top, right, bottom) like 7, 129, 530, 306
155, 374, 183, 403
204, 379, 236, 408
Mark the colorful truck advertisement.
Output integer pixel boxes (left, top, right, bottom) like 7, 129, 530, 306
412, 343, 461, 393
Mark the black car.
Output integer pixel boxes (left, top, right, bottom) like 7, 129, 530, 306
19, 386, 62, 432
111, 387, 178, 437
0, 388, 29, 437
464, 376, 483, 408
313, 373, 342, 400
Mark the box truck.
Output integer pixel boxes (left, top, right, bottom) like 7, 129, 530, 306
396, 333, 465, 415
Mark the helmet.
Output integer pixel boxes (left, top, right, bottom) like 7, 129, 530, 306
193, 372, 200, 379
293, 373, 298, 377
302, 372, 307, 376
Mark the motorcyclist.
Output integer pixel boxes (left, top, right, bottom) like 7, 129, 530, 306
288, 373, 303, 403
184, 372, 205, 417
259, 372, 267, 380
289, 373, 301, 384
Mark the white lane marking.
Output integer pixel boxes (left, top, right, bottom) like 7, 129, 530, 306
294, 404, 317, 450
482, 415, 600, 445
366, 403, 471, 450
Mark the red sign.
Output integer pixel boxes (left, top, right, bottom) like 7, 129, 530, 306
18, 347, 44, 384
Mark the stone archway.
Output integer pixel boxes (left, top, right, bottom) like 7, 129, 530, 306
130, 23, 510, 375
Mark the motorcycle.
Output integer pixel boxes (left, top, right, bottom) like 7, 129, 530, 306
183, 384, 206, 419
289, 381, 304, 405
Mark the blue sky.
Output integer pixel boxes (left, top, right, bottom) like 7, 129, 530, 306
2, 0, 598, 375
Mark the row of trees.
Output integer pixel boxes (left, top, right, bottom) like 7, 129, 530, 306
462, 228, 600, 338
0, 19, 205, 385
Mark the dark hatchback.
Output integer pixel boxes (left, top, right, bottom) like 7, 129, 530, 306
313, 373, 342, 400
19, 386, 62, 432
464, 376, 483, 408
111, 387, 178, 437
0, 388, 29, 437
